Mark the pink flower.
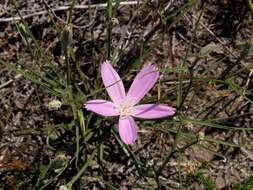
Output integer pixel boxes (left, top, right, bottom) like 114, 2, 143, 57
85, 61, 175, 144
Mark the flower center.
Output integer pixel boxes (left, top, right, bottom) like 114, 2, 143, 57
116, 98, 134, 117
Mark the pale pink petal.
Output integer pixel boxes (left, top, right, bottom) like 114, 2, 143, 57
85, 100, 119, 116
118, 116, 137, 144
101, 61, 125, 104
132, 104, 176, 119
127, 64, 159, 105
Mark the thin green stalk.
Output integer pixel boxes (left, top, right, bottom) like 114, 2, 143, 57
112, 128, 145, 179
248, 0, 253, 12
155, 125, 196, 190
156, 127, 182, 175
67, 0, 77, 24
177, 9, 203, 110
75, 124, 80, 169
67, 149, 97, 189
160, 138, 198, 175
185, 118, 253, 131
107, 0, 113, 59
64, 0, 75, 92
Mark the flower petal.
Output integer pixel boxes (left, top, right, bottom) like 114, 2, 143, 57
127, 64, 159, 105
132, 104, 176, 119
118, 116, 137, 144
101, 61, 125, 104
85, 100, 119, 116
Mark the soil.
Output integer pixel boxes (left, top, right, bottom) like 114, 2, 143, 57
0, 0, 253, 189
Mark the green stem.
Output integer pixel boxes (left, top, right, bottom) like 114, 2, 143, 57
67, 149, 96, 188
156, 128, 182, 175
107, 0, 113, 59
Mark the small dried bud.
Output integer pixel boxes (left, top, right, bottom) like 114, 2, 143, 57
111, 17, 119, 26
198, 131, 205, 141
59, 185, 70, 190
48, 100, 62, 110
184, 161, 196, 173
185, 121, 193, 130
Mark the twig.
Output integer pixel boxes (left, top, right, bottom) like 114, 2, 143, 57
0, 1, 141, 23
0, 74, 22, 89
165, 80, 191, 85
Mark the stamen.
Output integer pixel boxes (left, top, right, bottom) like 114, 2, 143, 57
116, 98, 134, 117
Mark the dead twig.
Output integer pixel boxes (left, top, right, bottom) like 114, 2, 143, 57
42, 0, 97, 29
0, 1, 141, 23
0, 74, 22, 89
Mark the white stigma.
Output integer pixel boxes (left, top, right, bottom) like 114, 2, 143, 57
116, 98, 135, 117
